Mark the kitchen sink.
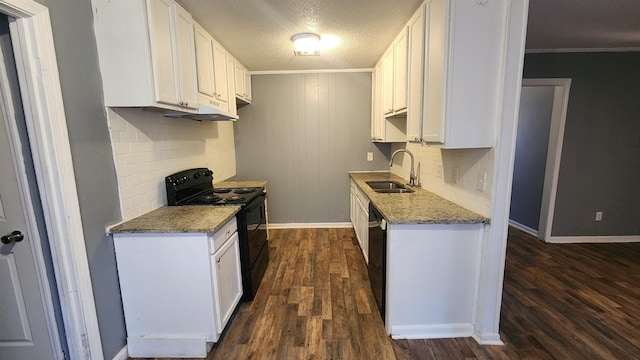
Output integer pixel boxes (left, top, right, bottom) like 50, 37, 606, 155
366, 181, 415, 193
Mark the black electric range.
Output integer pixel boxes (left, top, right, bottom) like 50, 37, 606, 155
165, 168, 268, 301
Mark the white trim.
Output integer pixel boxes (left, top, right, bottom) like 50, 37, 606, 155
508, 220, 538, 237
547, 235, 640, 244
390, 324, 474, 340
521, 78, 571, 242
111, 345, 128, 360
473, 0, 529, 344
472, 332, 503, 345
250, 68, 373, 75
0, 40, 64, 359
1, 1, 103, 359
268, 222, 352, 229
526, 47, 640, 54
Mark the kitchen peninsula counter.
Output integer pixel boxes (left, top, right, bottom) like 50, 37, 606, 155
349, 171, 488, 224
110, 206, 240, 234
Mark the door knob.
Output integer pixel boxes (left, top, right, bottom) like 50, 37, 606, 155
1, 231, 24, 244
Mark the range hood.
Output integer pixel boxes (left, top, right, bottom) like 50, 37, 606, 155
164, 98, 238, 121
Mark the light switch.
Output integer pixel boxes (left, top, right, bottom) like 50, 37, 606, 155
367, 152, 374, 161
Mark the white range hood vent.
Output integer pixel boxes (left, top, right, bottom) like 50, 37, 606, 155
164, 102, 238, 121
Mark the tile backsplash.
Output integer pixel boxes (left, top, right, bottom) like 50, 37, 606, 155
108, 108, 236, 220
390, 143, 493, 216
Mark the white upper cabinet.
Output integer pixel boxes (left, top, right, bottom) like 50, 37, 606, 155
231, 57, 252, 105
193, 22, 235, 117
381, 30, 409, 117
382, 47, 394, 115
406, 4, 426, 142
393, 29, 408, 113
93, 0, 198, 112
372, 60, 407, 143
226, 56, 239, 118
421, 0, 507, 148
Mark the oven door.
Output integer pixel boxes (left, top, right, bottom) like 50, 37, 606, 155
245, 193, 267, 267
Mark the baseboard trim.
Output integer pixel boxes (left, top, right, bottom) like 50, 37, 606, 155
547, 235, 640, 244
112, 345, 128, 360
269, 222, 352, 229
472, 332, 504, 345
390, 323, 474, 340
508, 220, 538, 237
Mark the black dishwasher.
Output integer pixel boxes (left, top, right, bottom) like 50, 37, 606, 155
368, 203, 387, 323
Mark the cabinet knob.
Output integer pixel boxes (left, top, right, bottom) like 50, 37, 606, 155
184, 101, 188, 106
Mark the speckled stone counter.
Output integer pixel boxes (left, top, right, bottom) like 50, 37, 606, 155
349, 171, 488, 225
215, 180, 267, 189
110, 206, 240, 234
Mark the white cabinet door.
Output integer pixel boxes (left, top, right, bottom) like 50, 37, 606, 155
226, 56, 238, 117
211, 232, 242, 336
393, 28, 408, 112
234, 61, 245, 99
212, 40, 229, 103
406, 4, 425, 142
174, 4, 198, 109
421, 0, 506, 148
382, 47, 394, 115
422, 0, 447, 143
244, 70, 252, 102
147, 0, 180, 106
194, 23, 215, 98
147, 0, 197, 110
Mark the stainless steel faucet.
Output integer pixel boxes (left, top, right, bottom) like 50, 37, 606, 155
389, 149, 416, 187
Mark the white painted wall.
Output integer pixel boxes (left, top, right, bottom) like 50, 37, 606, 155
389, 143, 493, 217
107, 108, 236, 220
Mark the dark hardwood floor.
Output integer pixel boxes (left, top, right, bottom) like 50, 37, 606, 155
134, 227, 640, 360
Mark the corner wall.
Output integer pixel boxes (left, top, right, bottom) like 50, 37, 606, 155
234, 72, 391, 224
524, 52, 640, 236
107, 108, 237, 220
389, 143, 493, 217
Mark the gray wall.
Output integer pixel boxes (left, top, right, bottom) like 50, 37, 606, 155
510, 86, 554, 230
28, 1, 126, 358
524, 53, 640, 236
235, 73, 390, 223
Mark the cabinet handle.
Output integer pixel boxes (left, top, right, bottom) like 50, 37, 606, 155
184, 101, 188, 106
217, 258, 221, 264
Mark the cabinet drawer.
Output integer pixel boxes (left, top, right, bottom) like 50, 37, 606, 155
211, 218, 238, 253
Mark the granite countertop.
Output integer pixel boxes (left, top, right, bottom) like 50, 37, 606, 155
349, 171, 489, 225
110, 206, 240, 234
215, 179, 268, 189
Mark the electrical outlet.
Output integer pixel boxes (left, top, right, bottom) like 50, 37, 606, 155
367, 152, 374, 161
476, 171, 487, 192
595, 211, 603, 221
436, 166, 443, 179
452, 167, 459, 184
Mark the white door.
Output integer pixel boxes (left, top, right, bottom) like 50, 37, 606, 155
0, 100, 56, 359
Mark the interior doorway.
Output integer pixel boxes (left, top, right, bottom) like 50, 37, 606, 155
509, 78, 571, 242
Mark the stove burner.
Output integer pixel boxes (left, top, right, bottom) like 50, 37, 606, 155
213, 188, 232, 194
198, 194, 223, 203
233, 188, 257, 194
225, 195, 246, 203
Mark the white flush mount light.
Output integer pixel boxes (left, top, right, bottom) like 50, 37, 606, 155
291, 32, 321, 56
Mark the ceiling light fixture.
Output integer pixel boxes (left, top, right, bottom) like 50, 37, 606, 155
291, 32, 321, 56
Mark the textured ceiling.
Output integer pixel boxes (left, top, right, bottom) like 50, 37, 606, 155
177, 0, 423, 71
526, 0, 640, 51
177, 0, 640, 71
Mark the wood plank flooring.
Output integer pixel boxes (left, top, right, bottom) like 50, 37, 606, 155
133, 227, 640, 360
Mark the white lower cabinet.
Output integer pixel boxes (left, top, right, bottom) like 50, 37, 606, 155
113, 218, 242, 358
385, 223, 484, 339
211, 231, 242, 337
349, 180, 370, 263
